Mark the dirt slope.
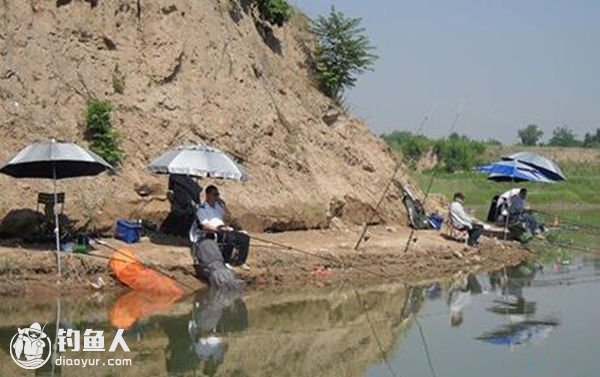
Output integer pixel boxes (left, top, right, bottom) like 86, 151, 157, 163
0, 0, 424, 234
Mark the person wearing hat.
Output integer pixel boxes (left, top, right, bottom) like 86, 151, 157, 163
197, 185, 250, 270
13, 322, 47, 361
449, 192, 486, 246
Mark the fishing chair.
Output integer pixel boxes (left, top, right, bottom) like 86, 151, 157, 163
444, 217, 468, 244
37, 192, 65, 216
36, 192, 69, 240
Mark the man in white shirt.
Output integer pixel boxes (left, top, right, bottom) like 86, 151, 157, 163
449, 192, 485, 246
197, 185, 250, 270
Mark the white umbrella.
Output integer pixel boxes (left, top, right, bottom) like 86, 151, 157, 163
147, 145, 249, 181
0, 139, 114, 276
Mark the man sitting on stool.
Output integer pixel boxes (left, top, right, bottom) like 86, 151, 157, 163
197, 185, 250, 271
449, 192, 486, 247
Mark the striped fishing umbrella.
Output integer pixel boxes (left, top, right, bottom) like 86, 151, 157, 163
502, 151, 566, 181
475, 160, 554, 183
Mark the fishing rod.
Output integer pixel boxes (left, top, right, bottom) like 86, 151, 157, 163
536, 210, 600, 231
354, 104, 438, 251
538, 238, 599, 254
403, 101, 465, 253
80, 251, 197, 292
85, 239, 197, 292
249, 233, 396, 281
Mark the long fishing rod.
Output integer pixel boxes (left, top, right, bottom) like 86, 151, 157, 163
536, 210, 600, 231
354, 104, 438, 251
403, 101, 465, 253
249, 233, 396, 281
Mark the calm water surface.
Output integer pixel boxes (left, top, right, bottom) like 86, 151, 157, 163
1, 254, 599, 377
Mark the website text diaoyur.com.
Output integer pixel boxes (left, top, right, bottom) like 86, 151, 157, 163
54, 355, 132, 367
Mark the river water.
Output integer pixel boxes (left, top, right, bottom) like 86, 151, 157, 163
1, 254, 599, 377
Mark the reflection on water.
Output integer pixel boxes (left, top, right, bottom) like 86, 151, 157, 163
476, 320, 559, 348
1, 256, 599, 376
0, 283, 422, 377
367, 255, 600, 377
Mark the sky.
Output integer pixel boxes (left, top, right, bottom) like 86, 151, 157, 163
291, 0, 600, 143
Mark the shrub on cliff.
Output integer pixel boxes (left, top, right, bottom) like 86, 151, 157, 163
255, 0, 292, 26
85, 99, 124, 166
311, 6, 377, 101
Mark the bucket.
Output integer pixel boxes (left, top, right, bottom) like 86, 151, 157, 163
115, 220, 141, 244
428, 214, 444, 230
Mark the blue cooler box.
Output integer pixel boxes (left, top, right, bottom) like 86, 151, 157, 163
428, 214, 444, 230
115, 219, 141, 243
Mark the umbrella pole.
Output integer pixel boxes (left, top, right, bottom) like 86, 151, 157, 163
53, 165, 61, 277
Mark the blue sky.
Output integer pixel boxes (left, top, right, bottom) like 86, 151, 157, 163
291, 1, 600, 143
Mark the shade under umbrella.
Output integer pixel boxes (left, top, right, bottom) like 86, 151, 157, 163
475, 160, 554, 183
0, 139, 114, 276
147, 145, 249, 181
502, 152, 566, 181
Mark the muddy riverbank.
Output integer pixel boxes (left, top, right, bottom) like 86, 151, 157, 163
0, 225, 532, 297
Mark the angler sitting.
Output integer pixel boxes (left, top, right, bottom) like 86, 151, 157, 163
197, 185, 250, 271
449, 192, 487, 247
508, 188, 544, 235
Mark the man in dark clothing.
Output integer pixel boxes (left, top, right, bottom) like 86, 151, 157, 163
508, 188, 543, 234
197, 185, 250, 270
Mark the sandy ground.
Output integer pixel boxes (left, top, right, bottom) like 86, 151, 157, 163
0, 224, 532, 297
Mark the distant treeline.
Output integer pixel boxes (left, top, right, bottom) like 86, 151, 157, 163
518, 125, 600, 148
383, 125, 600, 173
381, 131, 487, 172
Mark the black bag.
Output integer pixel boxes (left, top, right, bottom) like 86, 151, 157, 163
487, 195, 500, 222
402, 191, 431, 230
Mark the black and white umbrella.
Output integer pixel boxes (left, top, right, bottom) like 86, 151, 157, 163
502, 152, 566, 181
147, 145, 249, 181
0, 139, 114, 275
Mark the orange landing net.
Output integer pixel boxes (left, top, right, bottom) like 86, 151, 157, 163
109, 248, 184, 296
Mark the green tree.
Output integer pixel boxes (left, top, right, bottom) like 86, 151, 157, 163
484, 139, 503, 146
518, 124, 544, 146
254, 0, 291, 26
547, 126, 582, 147
433, 135, 486, 172
311, 6, 377, 100
583, 128, 600, 148
85, 99, 124, 166
382, 131, 431, 167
